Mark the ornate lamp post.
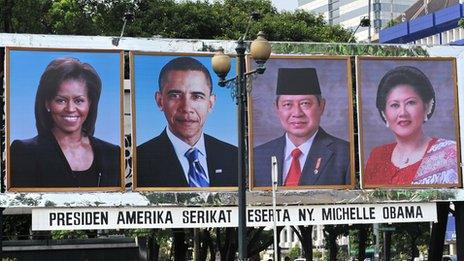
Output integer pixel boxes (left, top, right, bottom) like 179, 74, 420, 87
211, 14, 271, 261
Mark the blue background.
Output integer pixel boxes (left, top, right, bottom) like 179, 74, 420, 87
133, 54, 238, 146
9, 49, 122, 145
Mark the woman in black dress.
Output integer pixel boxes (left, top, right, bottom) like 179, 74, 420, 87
10, 57, 121, 188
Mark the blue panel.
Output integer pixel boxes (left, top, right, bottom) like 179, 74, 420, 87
408, 12, 446, 41
380, 3, 464, 44
409, 13, 434, 34
449, 39, 464, 45
379, 22, 409, 43
435, 4, 462, 25
445, 214, 456, 242
434, 4, 463, 32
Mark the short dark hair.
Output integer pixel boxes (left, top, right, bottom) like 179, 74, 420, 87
35, 57, 102, 136
158, 57, 213, 93
376, 65, 435, 122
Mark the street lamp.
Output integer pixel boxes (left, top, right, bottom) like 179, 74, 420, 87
112, 11, 134, 46
348, 16, 371, 43
211, 15, 271, 261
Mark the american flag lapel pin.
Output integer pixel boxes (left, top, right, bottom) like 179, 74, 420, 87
314, 158, 322, 174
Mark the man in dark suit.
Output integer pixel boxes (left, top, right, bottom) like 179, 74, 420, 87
137, 57, 237, 188
253, 68, 350, 187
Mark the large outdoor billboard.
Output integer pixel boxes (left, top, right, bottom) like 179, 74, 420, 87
357, 56, 462, 188
131, 52, 238, 191
249, 55, 356, 190
5, 47, 124, 192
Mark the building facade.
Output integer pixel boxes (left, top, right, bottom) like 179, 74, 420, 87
298, 0, 416, 42
379, 0, 464, 45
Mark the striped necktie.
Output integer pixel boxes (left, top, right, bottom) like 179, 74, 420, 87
185, 148, 209, 187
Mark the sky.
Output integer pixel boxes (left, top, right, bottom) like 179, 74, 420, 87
271, 0, 299, 12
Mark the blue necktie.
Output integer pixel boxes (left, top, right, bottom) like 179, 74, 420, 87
185, 148, 209, 187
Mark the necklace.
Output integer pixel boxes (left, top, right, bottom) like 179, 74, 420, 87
403, 157, 409, 164
398, 140, 429, 165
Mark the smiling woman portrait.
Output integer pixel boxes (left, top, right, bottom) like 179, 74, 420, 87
364, 65, 458, 186
10, 57, 121, 188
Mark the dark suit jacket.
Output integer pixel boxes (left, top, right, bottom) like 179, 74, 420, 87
10, 132, 121, 188
136, 130, 238, 187
253, 128, 350, 187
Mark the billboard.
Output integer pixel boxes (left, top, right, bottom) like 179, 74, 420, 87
357, 56, 462, 188
1, 36, 464, 231
131, 52, 238, 191
249, 55, 355, 190
5, 47, 124, 192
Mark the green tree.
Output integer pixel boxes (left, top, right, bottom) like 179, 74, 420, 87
390, 223, 430, 260
459, 18, 464, 29
287, 244, 302, 260
348, 224, 374, 260
126, 229, 171, 260
291, 225, 314, 260
0, 0, 52, 33
386, 19, 399, 28
323, 225, 350, 261
1, 0, 353, 42
47, 0, 97, 34
2, 215, 31, 240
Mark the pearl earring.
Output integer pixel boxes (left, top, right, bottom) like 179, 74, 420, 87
46, 108, 50, 112
385, 121, 389, 127
424, 115, 428, 122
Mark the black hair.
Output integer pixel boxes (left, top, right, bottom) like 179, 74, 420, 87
35, 57, 101, 136
158, 57, 213, 93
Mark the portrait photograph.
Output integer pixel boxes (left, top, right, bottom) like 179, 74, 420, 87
6, 47, 124, 192
357, 56, 462, 188
249, 55, 355, 190
131, 52, 238, 191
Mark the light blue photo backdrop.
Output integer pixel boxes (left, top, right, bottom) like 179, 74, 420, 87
133, 53, 238, 146
9, 49, 122, 145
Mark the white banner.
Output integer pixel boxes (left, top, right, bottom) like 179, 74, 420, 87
32, 203, 437, 231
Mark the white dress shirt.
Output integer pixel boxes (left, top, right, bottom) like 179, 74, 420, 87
282, 130, 318, 182
166, 128, 209, 183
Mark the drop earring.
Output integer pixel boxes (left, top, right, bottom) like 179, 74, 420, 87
46, 108, 50, 112
424, 115, 428, 122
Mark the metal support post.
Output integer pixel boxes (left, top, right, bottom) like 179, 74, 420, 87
236, 38, 248, 261
357, 225, 367, 261
382, 231, 391, 261
271, 156, 278, 261
368, 0, 372, 43
212, 21, 271, 261
373, 223, 379, 261
0, 208, 3, 256
454, 201, 464, 260
428, 202, 449, 260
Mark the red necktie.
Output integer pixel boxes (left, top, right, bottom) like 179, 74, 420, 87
285, 148, 302, 186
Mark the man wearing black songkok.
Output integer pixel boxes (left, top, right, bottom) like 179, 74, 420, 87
253, 68, 350, 187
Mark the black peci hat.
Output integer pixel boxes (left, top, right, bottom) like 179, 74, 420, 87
276, 68, 321, 95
